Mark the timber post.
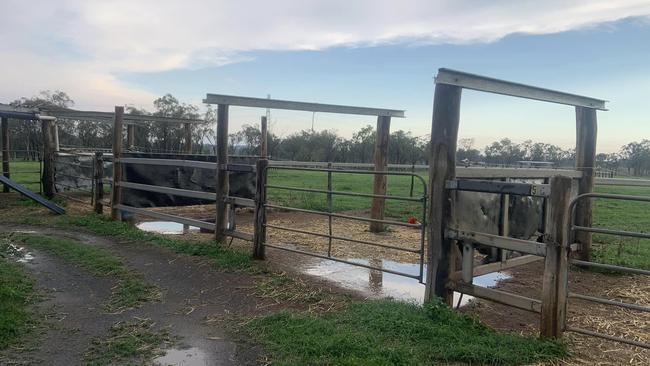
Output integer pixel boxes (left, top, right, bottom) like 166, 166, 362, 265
215, 104, 229, 242
370, 115, 391, 232
127, 124, 135, 150
540, 175, 571, 338
424, 83, 462, 305
41, 119, 56, 198
1, 117, 9, 193
183, 122, 192, 154
260, 116, 268, 158
574, 107, 597, 261
93, 152, 104, 214
252, 159, 268, 259
110, 106, 124, 220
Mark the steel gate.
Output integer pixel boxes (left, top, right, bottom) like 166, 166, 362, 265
565, 192, 650, 349
255, 163, 428, 282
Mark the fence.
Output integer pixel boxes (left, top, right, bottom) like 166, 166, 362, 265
253, 161, 428, 281
564, 192, 650, 349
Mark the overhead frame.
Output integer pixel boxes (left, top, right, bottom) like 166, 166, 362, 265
203, 94, 405, 118
49, 110, 206, 125
435, 68, 607, 110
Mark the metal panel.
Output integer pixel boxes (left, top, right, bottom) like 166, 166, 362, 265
569, 259, 650, 276
118, 181, 216, 201
114, 204, 215, 231
118, 157, 217, 170
203, 94, 405, 118
569, 292, 650, 313
567, 327, 650, 349
446, 229, 547, 256
447, 179, 550, 197
435, 68, 607, 110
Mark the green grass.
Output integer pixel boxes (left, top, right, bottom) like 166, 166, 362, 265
54, 214, 251, 270
84, 318, 173, 366
592, 185, 650, 269
3, 161, 41, 192
0, 256, 34, 349
12, 233, 158, 311
267, 169, 427, 221
247, 299, 567, 366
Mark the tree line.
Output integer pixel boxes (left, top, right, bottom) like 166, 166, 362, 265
2, 91, 649, 176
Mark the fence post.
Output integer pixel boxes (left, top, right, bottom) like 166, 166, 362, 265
215, 104, 229, 243
1, 117, 9, 193
93, 152, 104, 214
41, 119, 56, 199
260, 116, 268, 158
327, 162, 333, 256
127, 124, 135, 150
574, 107, 597, 261
540, 175, 571, 338
253, 159, 268, 259
370, 115, 391, 232
111, 106, 124, 221
424, 83, 462, 305
183, 122, 192, 154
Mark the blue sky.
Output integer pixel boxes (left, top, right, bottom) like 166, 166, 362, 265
2, 1, 650, 152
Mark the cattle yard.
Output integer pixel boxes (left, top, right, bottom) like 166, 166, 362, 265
1, 68, 649, 365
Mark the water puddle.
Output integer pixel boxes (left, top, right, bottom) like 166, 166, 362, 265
303, 259, 510, 307
154, 346, 209, 365
137, 221, 199, 235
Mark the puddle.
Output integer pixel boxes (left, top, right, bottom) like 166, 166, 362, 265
154, 346, 209, 366
303, 259, 510, 307
137, 221, 199, 235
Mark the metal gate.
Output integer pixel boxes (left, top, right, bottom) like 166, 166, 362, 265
565, 192, 650, 349
256, 163, 428, 282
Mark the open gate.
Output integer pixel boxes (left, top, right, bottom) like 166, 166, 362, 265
252, 160, 428, 282
565, 192, 650, 349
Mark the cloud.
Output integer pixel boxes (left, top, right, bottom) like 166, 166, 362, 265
1, 0, 650, 109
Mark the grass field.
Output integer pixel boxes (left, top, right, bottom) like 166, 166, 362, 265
7, 161, 649, 269
1, 161, 42, 192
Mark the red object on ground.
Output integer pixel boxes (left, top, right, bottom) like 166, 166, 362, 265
407, 216, 419, 225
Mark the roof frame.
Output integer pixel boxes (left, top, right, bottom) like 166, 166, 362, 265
203, 94, 405, 118
435, 68, 607, 110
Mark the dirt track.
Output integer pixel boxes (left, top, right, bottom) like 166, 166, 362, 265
0, 224, 263, 365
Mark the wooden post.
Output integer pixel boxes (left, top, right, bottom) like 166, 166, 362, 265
93, 152, 104, 214
53, 123, 60, 152
540, 175, 571, 338
111, 106, 124, 221
252, 159, 268, 259
41, 119, 56, 198
183, 122, 192, 154
424, 83, 462, 304
127, 124, 135, 150
260, 116, 268, 158
1, 117, 9, 193
574, 107, 597, 261
370, 115, 391, 232
215, 104, 229, 242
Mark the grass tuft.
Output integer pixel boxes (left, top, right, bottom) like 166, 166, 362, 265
84, 318, 173, 366
0, 257, 34, 349
247, 299, 567, 366
56, 214, 251, 270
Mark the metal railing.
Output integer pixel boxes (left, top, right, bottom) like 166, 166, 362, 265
261, 165, 428, 282
566, 192, 650, 349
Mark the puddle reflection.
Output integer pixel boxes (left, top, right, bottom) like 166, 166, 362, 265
303, 259, 510, 306
137, 221, 199, 235
154, 346, 209, 366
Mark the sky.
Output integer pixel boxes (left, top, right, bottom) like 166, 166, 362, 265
1, 1, 650, 153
